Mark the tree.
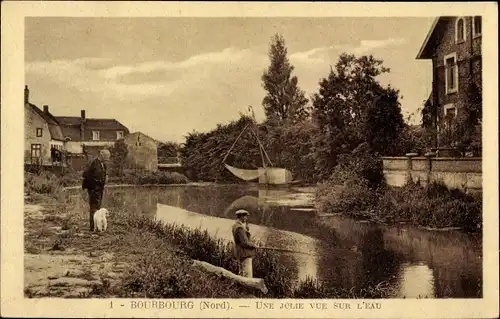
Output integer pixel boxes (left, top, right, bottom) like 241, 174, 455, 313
180, 115, 261, 182
311, 53, 397, 180
110, 139, 128, 176
365, 87, 405, 156
418, 97, 438, 150
157, 141, 180, 163
421, 98, 436, 129
261, 34, 309, 124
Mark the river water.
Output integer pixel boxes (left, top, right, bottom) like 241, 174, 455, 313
68, 184, 482, 298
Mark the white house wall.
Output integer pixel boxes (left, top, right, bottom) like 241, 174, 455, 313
65, 140, 116, 154
25, 105, 52, 165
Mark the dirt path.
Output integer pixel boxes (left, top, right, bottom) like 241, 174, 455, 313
24, 204, 129, 298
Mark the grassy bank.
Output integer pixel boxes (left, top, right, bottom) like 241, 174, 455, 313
115, 214, 395, 298
24, 171, 394, 298
25, 195, 393, 298
24, 196, 252, 298
316, 178, 482, 232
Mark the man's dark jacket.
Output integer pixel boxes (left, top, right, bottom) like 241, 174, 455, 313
232, 221, 256, 260
82, 158, 107, 190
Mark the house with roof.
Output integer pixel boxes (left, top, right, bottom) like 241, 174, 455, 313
24, 85, 131, 170
55, 110, 131, 170
416, 16, 482, 147
55, 110, 130, 157
24, 85, 65, 166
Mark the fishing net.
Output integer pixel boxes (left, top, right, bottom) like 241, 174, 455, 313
223, 164, 265, 181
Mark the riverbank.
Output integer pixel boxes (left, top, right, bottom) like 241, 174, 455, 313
24, 195, 254, 298
316, 178, 482, 233
24, 170, 398, 298
24, 193, 396, 298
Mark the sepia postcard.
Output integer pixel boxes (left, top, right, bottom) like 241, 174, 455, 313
1, 1, 498, 318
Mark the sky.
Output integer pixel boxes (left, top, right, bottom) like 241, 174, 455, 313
25, 17, 435, 143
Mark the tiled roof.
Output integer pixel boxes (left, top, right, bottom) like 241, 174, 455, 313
55, 117, 129, 130
56, 125, 81, 141
28, 103, 64, 141
55, 116, 129, 141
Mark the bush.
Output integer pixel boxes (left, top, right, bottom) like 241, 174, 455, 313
57, 169, 82, 187
317, 175, 482, 232
317, 177, 383, 220
329, 143, 385, 187
134, 171, 190, 185
24, 171, 61, 195
119, 248, 248, 298
107, 171, 190, 185
378, 180, 482, 231
110, 139, 128, 176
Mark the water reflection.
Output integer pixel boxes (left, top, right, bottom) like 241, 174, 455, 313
66, 185, 482, 298
397, 263, 435, 298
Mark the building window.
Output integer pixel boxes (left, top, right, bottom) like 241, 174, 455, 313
473, 16, 482, 38
444, 104, 457, 128
92, 131, 100, 141
31, 144, 41, 158
455, 17, 466, 43
116, 130, 124, 140
444, 53, 459, 94
36, 128, 43, 137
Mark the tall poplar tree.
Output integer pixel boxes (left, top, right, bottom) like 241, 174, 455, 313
261, 34, 309, 124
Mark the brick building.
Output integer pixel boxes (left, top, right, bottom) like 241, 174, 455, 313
416, 16, 482, 145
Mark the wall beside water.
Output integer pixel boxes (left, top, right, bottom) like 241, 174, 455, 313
382, 155, 482, 192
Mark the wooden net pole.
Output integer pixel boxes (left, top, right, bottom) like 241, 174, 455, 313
221, 122, 251, 164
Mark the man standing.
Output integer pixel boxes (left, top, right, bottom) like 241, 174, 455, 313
82, 149, 110, 231
232, 209, 257, 278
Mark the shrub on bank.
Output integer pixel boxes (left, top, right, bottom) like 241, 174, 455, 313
24, 169, 190, 195
377, 180, 482, 231
109, 171, 190, 185
316, 143, 385, 219
317, 177, 482, 232
25, 171, 63, 195
125, 216, 293, 298
119, 248, 249, 298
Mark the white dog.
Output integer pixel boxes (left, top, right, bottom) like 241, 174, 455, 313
93, 208, 110, 232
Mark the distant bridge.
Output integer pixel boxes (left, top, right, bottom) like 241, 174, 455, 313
158, 156, 184, 172
158, 163, 182, 168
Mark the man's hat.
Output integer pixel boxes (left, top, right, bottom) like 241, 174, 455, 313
235, 209, 249, 216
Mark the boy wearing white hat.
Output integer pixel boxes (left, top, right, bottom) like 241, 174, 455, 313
232, 209, 257, 278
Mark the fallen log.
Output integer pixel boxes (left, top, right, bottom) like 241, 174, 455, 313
192, 260, 268, 294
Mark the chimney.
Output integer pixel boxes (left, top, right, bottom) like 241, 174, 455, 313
80, 110, 86, 140
43, 105, 49, 113
24, 85, 29, 104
